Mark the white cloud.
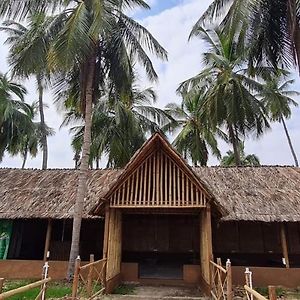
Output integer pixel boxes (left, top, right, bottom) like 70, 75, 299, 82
1, 0, 300, 168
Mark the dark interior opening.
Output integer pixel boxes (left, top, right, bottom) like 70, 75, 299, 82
7, 218, 104, 261
122, 214, 200, 279
50, 219, 104, 261
8, 219, 47, 260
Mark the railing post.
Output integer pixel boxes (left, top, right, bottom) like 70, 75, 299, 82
87, 254, 94, 297
226, 259, 232, 300
102, 259, 107, 293
0, 278, 4, 294
72, 256, 81, 300
268, 286, 276, 300
245, 267, 253, 300
41, 261, 49, 300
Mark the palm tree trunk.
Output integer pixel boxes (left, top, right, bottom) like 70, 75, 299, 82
37, 75, 48, 170
21, 151, 28, 169
228, 124, 241, 166
281, 116, 299, 167
67, 54, 96, 279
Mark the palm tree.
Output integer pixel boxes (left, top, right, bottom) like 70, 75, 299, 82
8, 102, 54, 168
66, 81, 170, 168
259, 75, 299, 166
0, 73, 34, 161
179, 27, 269, 166
44, 0, 167, 277
1, 13, 56, 169
164, 94, 222, 166
220, 142, 260, 166
193, 0, 300, 72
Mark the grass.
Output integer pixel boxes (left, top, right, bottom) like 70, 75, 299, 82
2, 280, 72, 300
112, 284, 136, 295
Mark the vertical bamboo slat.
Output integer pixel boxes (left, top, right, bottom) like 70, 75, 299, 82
107, 149, 208, 208
156, 151, 160, 206
160, 152, 163, 205
134, 169, 139, 206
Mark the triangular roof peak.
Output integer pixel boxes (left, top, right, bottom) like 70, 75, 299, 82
92, 132, 226, 215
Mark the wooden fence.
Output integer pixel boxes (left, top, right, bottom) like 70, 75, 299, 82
0, 278, 51, 300
210, 258, 232, 300
72, 255, 107, 300
244, 268, 277, 300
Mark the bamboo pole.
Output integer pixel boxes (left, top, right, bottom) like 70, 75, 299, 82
156, 151, 160, 205
226, 259, 233, 300
87, 254, 95, 297
244, 285, 268, 300
0, 278, 4, 294
160, 152, 163, 205
134, 169, 139, 206
280, 223, 290, 268
268, 286, 276, 300
147, 156, 151, 206
43, 219, 52, 261
144, 160, 148, 206
72, 257, 81, 299
0, 278, 51, 300
139, 165, 143, 206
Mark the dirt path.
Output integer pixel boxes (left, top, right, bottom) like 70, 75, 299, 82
101, 285, 207, 300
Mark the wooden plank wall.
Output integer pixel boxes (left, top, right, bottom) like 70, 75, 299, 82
106, 209, 122, 281
109, 149, 207, 208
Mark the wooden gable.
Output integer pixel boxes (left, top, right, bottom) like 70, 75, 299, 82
104, 133, 210, 209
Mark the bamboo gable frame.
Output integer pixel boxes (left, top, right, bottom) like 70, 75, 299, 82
108, 149, 208, 208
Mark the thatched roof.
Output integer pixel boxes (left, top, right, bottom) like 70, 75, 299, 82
193, 166, 300, 222
0, 168, 122, 219
1, 165, 300, 222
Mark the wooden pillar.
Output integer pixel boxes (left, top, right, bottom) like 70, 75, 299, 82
43, 219, 52, 261
103, 205, 110, 259
200, 203, 213, 285
280, 223, 290, 268
105, 208, 122, 293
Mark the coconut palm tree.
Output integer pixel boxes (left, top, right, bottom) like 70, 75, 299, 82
44, 0, 167, 277
220, 142, 260, 166
179, 27, 269, 166
1, 13, 56, 169
258, 75, 299, 166
66, 81, 170, 168
0, 73, 34, 161
8, 102, 54, 169
193, 0, 300, 72
164, 94, 222, 166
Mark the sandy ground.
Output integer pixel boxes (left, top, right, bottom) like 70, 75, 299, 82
101, 285, 206, 299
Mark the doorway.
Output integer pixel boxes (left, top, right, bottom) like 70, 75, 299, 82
122, 214, 200, 280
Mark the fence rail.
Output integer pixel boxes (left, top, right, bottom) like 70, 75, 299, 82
244, 285, 267, 300
210, 258, 232, 300
72, 255, 107, 300
0, 278, 51, 300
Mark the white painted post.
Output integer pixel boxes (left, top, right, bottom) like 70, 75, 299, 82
41, 261, 49, 300
245, 267, 253, 300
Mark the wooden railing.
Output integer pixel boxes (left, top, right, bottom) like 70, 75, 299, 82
244, 285, 267, 300
72, 255, 107, 299
210, 258, 232, 300
0, 278, 51, 300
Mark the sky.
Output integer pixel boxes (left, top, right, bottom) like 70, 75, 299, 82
1, 0, 300, 169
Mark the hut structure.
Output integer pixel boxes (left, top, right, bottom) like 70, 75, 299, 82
1, 132, 300, 293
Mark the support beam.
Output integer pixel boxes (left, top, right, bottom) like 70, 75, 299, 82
43, 219, 52, 261
280, 223, 290, 268
200, 203, 213, 285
